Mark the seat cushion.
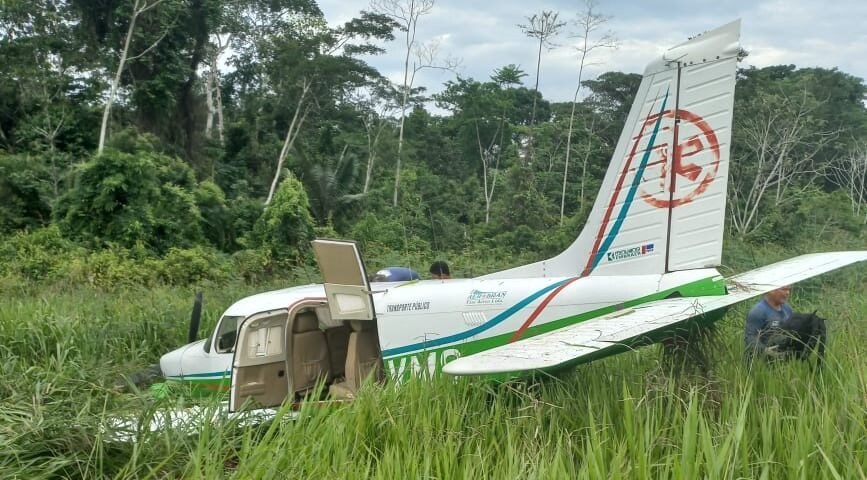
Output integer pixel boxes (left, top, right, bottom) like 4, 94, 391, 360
292, 330, 331, 392
345, 330, 382, 388
325, 325, 351, 378
293, 311, 320, 332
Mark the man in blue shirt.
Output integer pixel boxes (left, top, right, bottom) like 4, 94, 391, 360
744, 285, 793, 360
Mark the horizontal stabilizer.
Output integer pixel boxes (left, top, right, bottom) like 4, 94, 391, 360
443, 251, 867, 376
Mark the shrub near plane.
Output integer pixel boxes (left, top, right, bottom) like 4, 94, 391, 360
157, 20, 867, 413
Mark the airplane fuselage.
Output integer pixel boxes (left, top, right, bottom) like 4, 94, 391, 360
161, 268, 726, 392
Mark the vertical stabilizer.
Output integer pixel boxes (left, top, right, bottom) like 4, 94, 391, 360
482, 20, 740, 280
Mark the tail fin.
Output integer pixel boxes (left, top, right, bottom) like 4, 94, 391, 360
484, 20, 741, 279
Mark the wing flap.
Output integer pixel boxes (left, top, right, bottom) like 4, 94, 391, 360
443, 251, 867, 376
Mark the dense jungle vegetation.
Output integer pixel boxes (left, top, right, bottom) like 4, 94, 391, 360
1, 0, 865, 287
1, 1, 866, 478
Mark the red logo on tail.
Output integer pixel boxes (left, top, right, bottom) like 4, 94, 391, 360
638, 109, 721, 208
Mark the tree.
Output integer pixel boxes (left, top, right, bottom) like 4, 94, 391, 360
349, 83, 396, 193
729, 77, 839, 236
0, 0, 96, 205
0, 2, 98, 147
97, 0, 175, 154
204, 35, 230, 146
581, 71, 642, 142
218, 0, 322, 196
303, 144, 365, 226
55, 132, 203, 252
249, 176, 315, 263
435, 72, 516, 224
827, 142, 867, 223
518, 10, 565, 131
561, 0, 616, 224
483, 65, 528, 223
260, 9, 397, 206
371, 0, 457, 207
0, 154, 52, 232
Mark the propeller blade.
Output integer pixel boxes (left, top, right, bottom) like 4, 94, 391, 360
188, 291, 203, 344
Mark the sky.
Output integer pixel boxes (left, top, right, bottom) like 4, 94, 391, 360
315, 0, 867, 105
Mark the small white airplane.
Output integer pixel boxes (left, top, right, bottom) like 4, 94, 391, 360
157, 20, 867, 413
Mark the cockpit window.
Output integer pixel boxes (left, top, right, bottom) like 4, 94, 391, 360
214, 315, 244, 353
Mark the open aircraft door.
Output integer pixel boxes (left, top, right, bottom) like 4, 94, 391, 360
312, 239, 376, 322
229, 309, 289, 412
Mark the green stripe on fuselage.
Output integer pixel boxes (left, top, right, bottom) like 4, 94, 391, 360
165, 376, 230, 398
171, 275, 726, 396
383, 275, 727, 379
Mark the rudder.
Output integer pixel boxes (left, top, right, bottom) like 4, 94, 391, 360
482, 20, 740, 280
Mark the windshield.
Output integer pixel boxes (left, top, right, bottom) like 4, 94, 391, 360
214, 315, 244, 353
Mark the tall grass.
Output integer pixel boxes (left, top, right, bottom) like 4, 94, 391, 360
1, 259, 865, 478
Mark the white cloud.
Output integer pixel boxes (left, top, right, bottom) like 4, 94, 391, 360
315, 0, 867, 105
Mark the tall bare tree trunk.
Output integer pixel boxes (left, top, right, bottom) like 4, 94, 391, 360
209, 36, 229, 145
476, 122, 502, 224
530, 38, 543, 128
205, 56, 215, 139
265, 80, 311, 206
215, 64, 225, 145
99, 0, 141, 154
519, 11, 565, 165
578, 123, 595, 207
372, 0, 437, 208
561, 0, 615, 224
98, 0, 167, 154
363, 115, 385, 194
394, 58, 410, 206
561, 74, 582, 224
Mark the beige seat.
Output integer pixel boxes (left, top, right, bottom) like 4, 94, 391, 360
291, 311, 331, 393
324, 325, 351, 378
329, 321, 383, 399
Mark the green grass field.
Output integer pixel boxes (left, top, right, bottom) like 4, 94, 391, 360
1, 259, 865, 479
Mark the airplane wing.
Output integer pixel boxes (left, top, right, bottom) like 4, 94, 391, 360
443, 252, 867, 376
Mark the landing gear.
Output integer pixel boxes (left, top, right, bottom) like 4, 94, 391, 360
659, 319, 720, 376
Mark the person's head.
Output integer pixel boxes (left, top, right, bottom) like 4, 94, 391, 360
429, 260, 450, 279
765, 285, 792, 307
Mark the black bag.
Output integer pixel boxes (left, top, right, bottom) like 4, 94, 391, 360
765, 311, 827, 360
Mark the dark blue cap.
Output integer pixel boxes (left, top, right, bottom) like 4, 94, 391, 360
371, 267, 420, 282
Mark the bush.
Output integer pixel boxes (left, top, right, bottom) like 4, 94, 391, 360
0, 153, 52, 233
248, 176, 315, 264
54, 133, 202, 253
350, 213, 406, 253
349, 212, 432, 260
227, 196, 264, 252
195, 181, 231, 250
55, 246, 231, 288
0, 226, 79, 281
231, 248, 273, 284
153, 247, 228, 285
78, 247, 155, 288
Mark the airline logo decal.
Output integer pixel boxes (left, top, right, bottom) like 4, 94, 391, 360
465, 289, 508, 306
606, 243, 655, 263
639, 109, 720, 208
382, 278, 572, 358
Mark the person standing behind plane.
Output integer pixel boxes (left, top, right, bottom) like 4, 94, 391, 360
429, 260, 451, 279
744, 285, 793, 360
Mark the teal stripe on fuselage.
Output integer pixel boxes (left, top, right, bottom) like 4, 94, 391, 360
381, 277, 573, 358
590, 88, 670, 272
